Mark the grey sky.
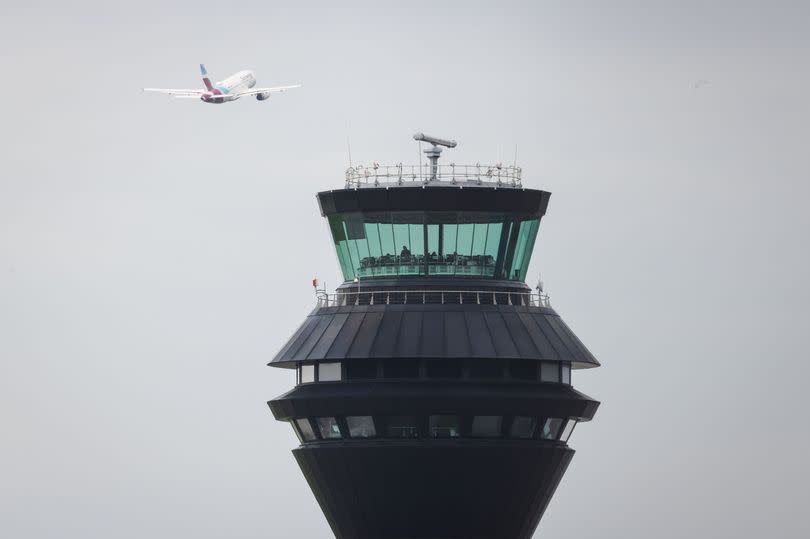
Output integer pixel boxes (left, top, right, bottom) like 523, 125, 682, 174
1, 1, 809, 537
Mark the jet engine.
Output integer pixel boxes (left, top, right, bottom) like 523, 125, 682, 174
256, 92, 272, 101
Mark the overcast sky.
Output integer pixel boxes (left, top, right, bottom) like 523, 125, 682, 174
1, 1, 809, 538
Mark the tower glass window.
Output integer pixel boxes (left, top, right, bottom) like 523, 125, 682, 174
318, 362, 342, 382
346, 416, 377, 438
469, 359, 504, 379
384, 360, 420, 379
560, 419, 577, 443
388, 416, 419, 438
561, 363, 571, 385
300, 364, 315, 384
426, 360, 462, 379
429, 415, 461, 438
295, 418, 317, 441
510, 416, 537, 439
540, 362, 560, 383
327, 211, 540, 281
346, 361, 377, 380
471, 416, 503, 437
316, 417, 343, 439
540, 418, 565, 440
509, 360, 537, 381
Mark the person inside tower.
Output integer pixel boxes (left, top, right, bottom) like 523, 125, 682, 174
400, 245, 411, 259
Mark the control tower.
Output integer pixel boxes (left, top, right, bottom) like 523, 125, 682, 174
268, 135, 600, 539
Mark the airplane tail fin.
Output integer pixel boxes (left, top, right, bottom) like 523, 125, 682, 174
200, 64, 214, 91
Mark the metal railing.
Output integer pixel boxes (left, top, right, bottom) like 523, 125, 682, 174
345, 163, 522, 188
315, 289, 550, 308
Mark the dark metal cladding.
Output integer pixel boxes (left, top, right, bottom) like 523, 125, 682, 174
270, 304, 599, 368
268, 170, 600, 539
317, 186, 551, 217
293, 443, 573, 539
269, 382, 600, 422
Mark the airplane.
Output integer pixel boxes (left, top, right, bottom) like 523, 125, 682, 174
143, 64, 301, 104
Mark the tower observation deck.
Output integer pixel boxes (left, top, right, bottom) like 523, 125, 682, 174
268, 135, 600, 539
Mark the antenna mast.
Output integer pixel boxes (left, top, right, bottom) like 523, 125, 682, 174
413, 133, 458, 182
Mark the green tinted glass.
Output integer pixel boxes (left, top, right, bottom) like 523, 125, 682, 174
327, 212, 540, 282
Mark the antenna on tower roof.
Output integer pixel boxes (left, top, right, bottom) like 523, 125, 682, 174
413, 133, 457, 181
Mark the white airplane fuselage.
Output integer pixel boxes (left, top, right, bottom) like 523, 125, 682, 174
202, 70, 257, 103
143, 64, 300, 104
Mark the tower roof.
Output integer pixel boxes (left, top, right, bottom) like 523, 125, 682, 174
270, 303, 599, 369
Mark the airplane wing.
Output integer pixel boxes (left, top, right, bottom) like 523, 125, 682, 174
143, 88, 205, 97
229, 85, 302, 98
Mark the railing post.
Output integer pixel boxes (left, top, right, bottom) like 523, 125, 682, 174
476, 292, 480, 305
441, 292, 444, 304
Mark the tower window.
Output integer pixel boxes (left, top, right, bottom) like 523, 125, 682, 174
318, 362, 342, 382
540, 362, 560, 383
468, 359, 503, 379
540, 418, 564, 440
316, 417, 343, 439
510, 416, 536, 439
384, 360, 419, 379
300, 364, 315, 384
560, 419, 577, 443
561, 363, 571, 385
387, 416, 419, 438
295, 418, 317, 441
346, 416, 376, 438
426, 360, 462, 379
471, 416, 503, 437
326, 211, 539, 281
429, 415, 461, 438
346, 361, 377, 380
509, 360, 537, 381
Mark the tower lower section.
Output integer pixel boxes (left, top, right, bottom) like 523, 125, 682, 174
294, 441, 574, 539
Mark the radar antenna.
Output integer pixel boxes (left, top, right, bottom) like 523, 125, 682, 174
413, 133, 457, 182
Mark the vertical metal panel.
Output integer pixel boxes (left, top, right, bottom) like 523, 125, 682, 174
348, 311, 385, 358
291, 315, 334, 362
325, 312, 366, 359
464, 310, 496, 357
396, 311, 424, 357
272, 305, 599, 367
501, 311, 540, 357
544, 315, 588, 363
550, 315, 598, 365
369, 310, 404, 357
271, 315, 320, 363
307, 313, 350, 360
483, 311, 520, 358
420, 311, 444, 357
444, 311, 471, 357
517, 312, 560, 361
531, 313, 571, 360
